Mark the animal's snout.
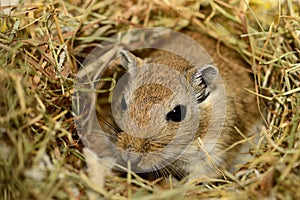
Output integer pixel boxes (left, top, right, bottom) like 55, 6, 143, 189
119, 138, 145, 166
117, 132, 151, 164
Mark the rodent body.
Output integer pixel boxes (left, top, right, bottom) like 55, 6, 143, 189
96, 31, 259, 180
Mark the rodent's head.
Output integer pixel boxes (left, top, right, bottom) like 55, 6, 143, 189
111, 50, 218, 173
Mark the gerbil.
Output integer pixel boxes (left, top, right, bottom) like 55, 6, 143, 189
90, 31, 259, 181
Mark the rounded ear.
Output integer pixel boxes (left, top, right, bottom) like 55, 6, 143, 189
198, 64, 218, 85
119, 50, 143, 74
189, 64, 219, 102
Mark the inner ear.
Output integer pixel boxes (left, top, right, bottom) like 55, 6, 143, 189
118, 50, 143, 75
189, 64, 219, 102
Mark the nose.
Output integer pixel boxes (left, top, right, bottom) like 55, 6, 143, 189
117, 133, 148, 164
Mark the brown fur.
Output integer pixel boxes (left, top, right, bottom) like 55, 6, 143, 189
98, 31, 259, 180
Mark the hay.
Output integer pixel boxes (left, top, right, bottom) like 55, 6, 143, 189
0, 0, 299, 199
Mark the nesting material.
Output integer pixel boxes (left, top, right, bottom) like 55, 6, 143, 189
0, 0, 299, 199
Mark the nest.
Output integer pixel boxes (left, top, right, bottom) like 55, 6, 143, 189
0, 0, 299, 199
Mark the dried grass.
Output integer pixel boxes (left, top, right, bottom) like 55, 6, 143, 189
0, 0, 299, 199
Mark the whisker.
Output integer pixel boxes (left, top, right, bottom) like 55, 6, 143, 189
96, 115, 121, 134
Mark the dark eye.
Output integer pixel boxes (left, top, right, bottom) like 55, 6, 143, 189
166, 105, 186, 122
121, 96, 127, 110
